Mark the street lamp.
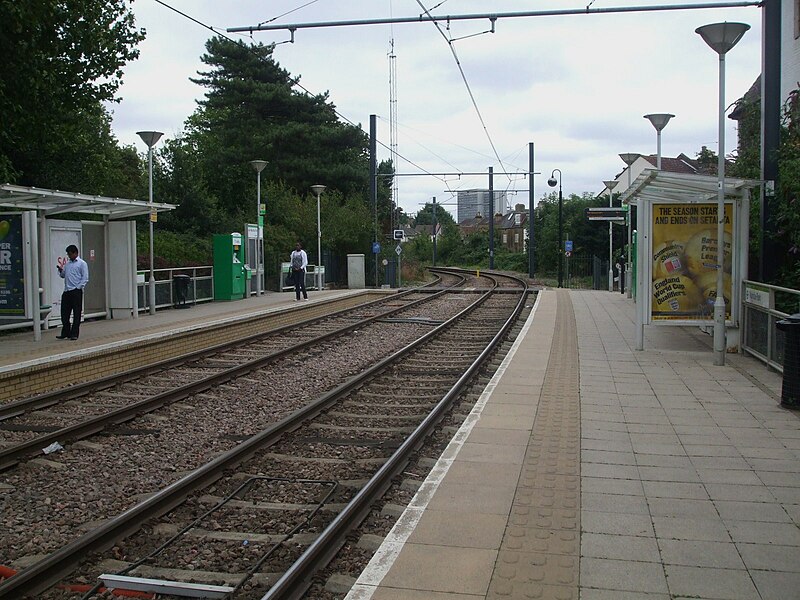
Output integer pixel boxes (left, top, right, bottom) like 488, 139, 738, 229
697, 21, 750, 366
136, 130, 163, 315
547, 169, 563, 288
619, 153, 639, 298
310, 184, 326, 291
249, 160, 267, 297
603, 180, 620, 292
643, 113, 675, 169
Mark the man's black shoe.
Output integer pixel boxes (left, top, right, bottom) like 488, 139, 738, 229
56, 335, 68, 339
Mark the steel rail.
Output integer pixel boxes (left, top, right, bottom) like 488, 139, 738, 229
0, 276, 466, 471
0, 273, 498, 598
260, 271, 528, 599
0, 278, 448, 421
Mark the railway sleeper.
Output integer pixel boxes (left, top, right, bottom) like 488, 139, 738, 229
308, 423, 415, 434
262, 452, 387, 467
324, 411, 428, 421
152, 523, 319, 546
194, 495, 348, 514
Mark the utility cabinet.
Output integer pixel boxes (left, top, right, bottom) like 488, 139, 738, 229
213, 233, 246, 301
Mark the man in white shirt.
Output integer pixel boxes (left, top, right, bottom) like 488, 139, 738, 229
289, 242, 308, 301
56, 244, 89, 339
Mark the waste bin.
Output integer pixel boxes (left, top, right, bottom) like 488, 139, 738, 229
776, 313, 800, 408
173, 274, 192, 309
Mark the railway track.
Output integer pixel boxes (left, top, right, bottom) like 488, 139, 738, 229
0, 274, 466, 471
0, 269, 532, 599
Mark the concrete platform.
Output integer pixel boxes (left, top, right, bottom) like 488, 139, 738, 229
0, 289, 369, 372
346, 289, 798, 600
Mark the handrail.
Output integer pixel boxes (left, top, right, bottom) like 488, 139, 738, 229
740, 279, 800, 373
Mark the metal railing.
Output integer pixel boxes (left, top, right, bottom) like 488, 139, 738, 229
741, 280, 800, 373
137, 266, 214, 313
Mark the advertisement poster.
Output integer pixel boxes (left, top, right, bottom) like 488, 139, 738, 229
0, 213, 25, 316
651, 203, 732, 321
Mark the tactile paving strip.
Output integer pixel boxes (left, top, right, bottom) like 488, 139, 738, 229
488, 289, 580, 600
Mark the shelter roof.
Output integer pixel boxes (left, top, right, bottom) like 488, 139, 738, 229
0, 184, 176, 220
618, 169, 761, 206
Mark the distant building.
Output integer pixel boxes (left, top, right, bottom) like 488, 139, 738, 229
457, 189, 508, 222
498, 204, 529, 253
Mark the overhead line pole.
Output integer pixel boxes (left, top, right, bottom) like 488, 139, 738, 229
227, 2, 759, 34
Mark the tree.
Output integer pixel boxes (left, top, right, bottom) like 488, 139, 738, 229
0, 0, 144, 191
180, 36, 370, 229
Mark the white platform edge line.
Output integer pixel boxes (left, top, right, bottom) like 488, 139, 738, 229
344, 289, 544, 600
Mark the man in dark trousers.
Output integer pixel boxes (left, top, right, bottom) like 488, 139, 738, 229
56, 244, 89, 340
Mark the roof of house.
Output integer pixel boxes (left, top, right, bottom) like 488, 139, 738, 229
640, 153, 699, 175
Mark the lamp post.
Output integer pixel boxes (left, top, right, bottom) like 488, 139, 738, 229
136, 131, 163, 316
619, 153, 639, 298
250, 160, 267, 297
603, 180, 619, 292
432, 196, 437, 267
643, 113, 674, 169
547, 169, 563, 288
697, 21, 750, 366
310, 184, 326, 291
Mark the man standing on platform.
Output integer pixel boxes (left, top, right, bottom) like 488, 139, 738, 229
56, 244, 89, 340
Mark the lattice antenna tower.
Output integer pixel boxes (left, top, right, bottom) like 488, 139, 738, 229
388, 37, 399, 231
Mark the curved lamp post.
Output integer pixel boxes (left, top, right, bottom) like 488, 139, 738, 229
250, 160, 267, 297
619, 153, 639, 298
603, 180, 620, 292
643, 113, 675, 169
547, 169, 563, 288
136, 131, 163, 315
310, 184, 326, 291
696, 21, 750, 366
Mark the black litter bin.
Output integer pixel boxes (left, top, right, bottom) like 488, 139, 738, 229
173, 274, 192, 309
776, 313, 800, 408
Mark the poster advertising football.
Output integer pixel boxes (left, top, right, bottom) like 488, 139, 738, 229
651, 203, 732, 321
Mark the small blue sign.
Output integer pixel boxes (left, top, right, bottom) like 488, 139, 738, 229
372, 242, 381, 254
565, 240, 573, 252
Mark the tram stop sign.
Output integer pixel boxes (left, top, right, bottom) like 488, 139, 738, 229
395, 244, 402, 255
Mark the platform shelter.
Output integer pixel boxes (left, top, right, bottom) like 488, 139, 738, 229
618, 169, 761, 352
0, 184, 176, 340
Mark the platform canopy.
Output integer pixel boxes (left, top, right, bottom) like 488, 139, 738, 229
618, 169, 762, 205
0, 183, 176, 219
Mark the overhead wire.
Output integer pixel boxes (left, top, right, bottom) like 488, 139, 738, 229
148, 0, 452, 188
414, 0, 512, 184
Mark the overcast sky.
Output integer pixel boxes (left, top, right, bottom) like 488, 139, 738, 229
110, 0, 762, 218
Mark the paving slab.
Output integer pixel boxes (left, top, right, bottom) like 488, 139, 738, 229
347, 288, 795, 600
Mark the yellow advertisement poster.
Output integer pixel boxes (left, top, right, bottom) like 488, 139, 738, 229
651, 203, 732, 321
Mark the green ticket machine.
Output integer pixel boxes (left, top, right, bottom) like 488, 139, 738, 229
213, 232, 246, 301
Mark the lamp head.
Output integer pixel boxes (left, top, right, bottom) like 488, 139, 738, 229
603, 180, 619, 191
547, 177, 558, 188
696, 22, 750, 55
643, 114, 675, 132
310, 184, 326, 196
250, 160, 268, 173
136, 131, 163, 148
619, 153, 639, 166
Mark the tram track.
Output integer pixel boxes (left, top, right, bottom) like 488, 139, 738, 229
0, 269, 532, 599
0, 275, 465, 471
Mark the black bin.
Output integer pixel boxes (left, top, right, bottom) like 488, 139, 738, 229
172, 274, 192, 309
776, 313, 800, 408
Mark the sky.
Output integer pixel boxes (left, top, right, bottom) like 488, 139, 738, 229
109, 0, 763, 219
